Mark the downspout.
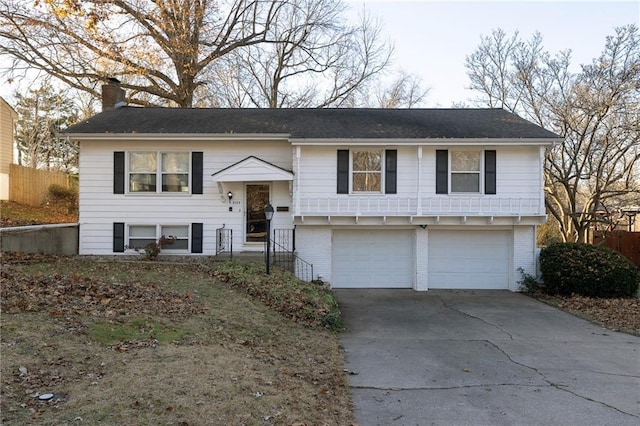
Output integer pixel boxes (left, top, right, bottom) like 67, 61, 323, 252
294, 146, 301, 216
417, 146, 423, 216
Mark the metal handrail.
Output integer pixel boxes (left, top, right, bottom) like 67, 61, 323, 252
216, 227, 232, 257
269, 236, 314, 282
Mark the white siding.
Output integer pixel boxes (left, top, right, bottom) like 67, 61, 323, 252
295, 226, 332, 282
297, 146, 337, 198
415, 228, 428, 290
78, 139, 293, 255
296, 145, 544, 217
297, 145, 418, 198
495, 147, 541, 197
420, 146, 541, 199
513, 225, 537, 290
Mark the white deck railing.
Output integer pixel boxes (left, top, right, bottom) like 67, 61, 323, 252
299, 197, 418, 216
297, 196, 542, 216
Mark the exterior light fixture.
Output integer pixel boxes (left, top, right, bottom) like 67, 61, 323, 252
264, 203, 274, 274
227, 191, 233, 202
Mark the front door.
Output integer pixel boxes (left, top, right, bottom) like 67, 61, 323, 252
245, 184, 270, 243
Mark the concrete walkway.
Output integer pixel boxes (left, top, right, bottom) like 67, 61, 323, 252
335, 289, 640, 426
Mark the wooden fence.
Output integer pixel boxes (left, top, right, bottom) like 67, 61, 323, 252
9, 164, 72, 206
593, 231, 640, 268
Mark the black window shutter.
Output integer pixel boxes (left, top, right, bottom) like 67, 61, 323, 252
337, 150, 349, 194
436, 150, 448, 194
385, 149, 397, 194
192, 152, 203, 195
113, 222, 125, 252
191, 223, 203, 253
485, 150, 496, 194
114, 152, 125, 194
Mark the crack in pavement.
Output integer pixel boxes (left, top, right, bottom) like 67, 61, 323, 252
351, 380, 639, 420
437, 296, 515, 340
482, 338, 639, 419
351, 383, 546, 391
415, 298, 639, 419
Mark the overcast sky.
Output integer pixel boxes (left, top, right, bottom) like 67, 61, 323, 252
1, 0, 638, 107
346, 0, 639, 106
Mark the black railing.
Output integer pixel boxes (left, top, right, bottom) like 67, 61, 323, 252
273, 228, 295, 252
216, 227, 232, 257
268, 232, 314, 282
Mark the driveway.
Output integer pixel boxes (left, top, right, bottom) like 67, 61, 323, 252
335, 289, 640, 426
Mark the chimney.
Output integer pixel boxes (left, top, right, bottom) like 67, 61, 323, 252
101, 78, 126, 111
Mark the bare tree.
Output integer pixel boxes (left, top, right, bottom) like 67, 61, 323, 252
1, 0, 285, 107
1, 0, 395, 109
466, 25, 640, 243
14, 82, 80, 172
371, 70, 429, 108
204, 2, 393, 108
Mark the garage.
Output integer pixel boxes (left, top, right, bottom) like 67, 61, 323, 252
332, 229, 414, 288
428, 230, 511, 289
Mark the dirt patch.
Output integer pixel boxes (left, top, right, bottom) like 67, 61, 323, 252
1, 255, 354, 425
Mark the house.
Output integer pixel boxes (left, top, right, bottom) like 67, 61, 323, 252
0, 96, 17, 200
63, 81, 561, 291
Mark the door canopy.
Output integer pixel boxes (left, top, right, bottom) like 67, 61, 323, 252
212, 156, 293, 183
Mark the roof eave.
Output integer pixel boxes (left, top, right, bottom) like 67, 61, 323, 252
289, 137, 561, 146
62, 133, 560, 146
62, 132, 291, 141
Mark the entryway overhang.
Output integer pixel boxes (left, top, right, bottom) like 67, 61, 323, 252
212, 155, 294, 196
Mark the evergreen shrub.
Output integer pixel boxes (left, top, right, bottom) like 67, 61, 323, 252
539, 243, 639, 298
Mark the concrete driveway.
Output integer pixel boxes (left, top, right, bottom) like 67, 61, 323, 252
335, 289, 640, 426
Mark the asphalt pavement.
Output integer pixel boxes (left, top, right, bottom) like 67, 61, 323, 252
335, 289, 640, 426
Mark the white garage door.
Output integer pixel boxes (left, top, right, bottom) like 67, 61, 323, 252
428, 230, 511, 289
332, 229, 414, 288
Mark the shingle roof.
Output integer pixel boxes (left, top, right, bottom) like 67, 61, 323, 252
63, 107, 560, 139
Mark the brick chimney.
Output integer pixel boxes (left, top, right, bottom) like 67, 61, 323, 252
101, 78, 126, 111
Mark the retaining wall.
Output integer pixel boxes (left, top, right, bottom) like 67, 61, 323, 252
0, 224, 79, 255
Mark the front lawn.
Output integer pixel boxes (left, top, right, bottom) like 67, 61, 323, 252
1, 254, 354, 425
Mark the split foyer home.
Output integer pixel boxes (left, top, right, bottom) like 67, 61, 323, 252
64, 81, 561, 291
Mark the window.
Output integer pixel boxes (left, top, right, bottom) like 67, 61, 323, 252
451, 151, 481, 193
337, 149, 396, 194
161, 225, 189, 250
129, 151, 190, 193
128, 225, 157, 249
127, 224, 190, 251
162, 153, 190, 192
352, 150, 383, 192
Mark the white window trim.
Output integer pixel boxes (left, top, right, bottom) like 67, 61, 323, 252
126, 224, 191, 254
126, 151, 192, 195
350, 149, 385, 195
449, 150, 483, 194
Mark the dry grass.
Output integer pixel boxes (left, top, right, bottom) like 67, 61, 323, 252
1, 255, 354, 425
0, 200, 78, 227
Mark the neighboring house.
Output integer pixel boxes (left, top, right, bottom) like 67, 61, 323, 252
64, 81, 561, 291
593, 205, 640, 235
0, 96, 17, 200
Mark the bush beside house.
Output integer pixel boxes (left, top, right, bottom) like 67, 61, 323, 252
539, 243, 639, 298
